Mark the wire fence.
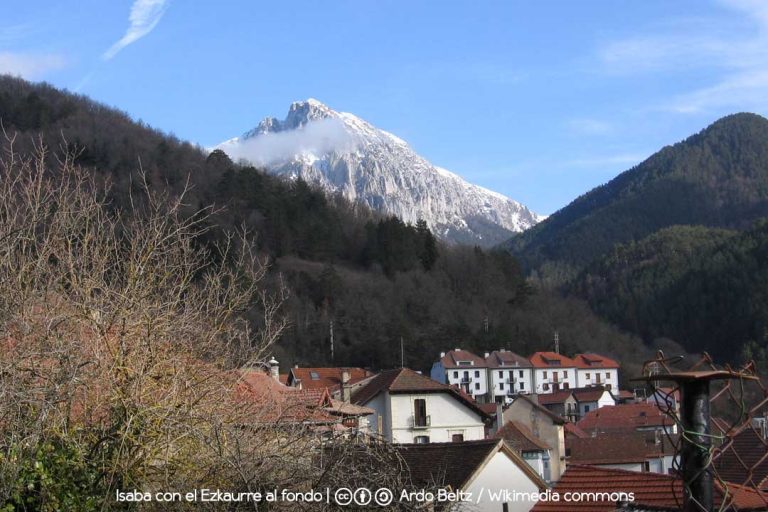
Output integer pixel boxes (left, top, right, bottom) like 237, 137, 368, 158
641, 351, 768, 511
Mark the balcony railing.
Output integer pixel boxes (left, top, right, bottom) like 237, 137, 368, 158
410, 415, 431, 429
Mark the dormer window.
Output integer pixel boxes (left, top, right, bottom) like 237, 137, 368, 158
457, 361, 473, 366
310, 371, 320, 380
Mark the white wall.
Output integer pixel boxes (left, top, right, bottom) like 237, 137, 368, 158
489, 368, 533, 402
576, 368, 619, 390
465, 450, 542, 512
533, 367, 576, 394
388, 392, 486, 444
444, 366, 489, 401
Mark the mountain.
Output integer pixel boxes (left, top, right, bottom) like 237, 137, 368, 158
570, 222, 768, 364
505, 113, 768, 279
218, 99, 542, 246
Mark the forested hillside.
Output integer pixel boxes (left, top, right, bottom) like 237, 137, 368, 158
0, 75, 656, 377
506, 113, 768, 282
571, 222, 768, 365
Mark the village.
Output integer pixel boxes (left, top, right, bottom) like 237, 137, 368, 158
240, 347, 768, 511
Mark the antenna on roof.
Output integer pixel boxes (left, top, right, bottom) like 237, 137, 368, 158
554, 330, 560, 354
330, 319, 334, 362
400, 336, 404, 368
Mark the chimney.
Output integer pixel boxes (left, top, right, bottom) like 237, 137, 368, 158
341, 369, 351, 403
455, 347, 460, 352
484, 352, 490, 358
495, 402, 504, 434
500, 348, 506, 353
268, 357, 280, 381
440, 352, 446, 358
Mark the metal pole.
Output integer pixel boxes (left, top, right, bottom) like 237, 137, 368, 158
681, 379, 713, 512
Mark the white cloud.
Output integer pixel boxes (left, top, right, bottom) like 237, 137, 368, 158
103, 0, 169, 60
597, 0, 768, 114
567, 118, 614, 135
0, 52, 67, 79
217, 118, 359, 167
567, 152, 649, 168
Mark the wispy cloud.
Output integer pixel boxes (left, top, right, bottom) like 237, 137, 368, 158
597, 0, 768, 114
0, 52, 67, 79
217, 118, 359, 167
567, 152, 648, 168
567, 118, 614, 135
103, 0, 169, 60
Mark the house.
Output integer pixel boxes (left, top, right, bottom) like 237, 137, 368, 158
430, 349, 490, 402
566, 431, 678, 474
529, 352, 578, 394
496, 420, 553, 483
537, 390, 579, 422
572, 386, 616, 419
285, 366, 374, 399
503, 394, 567, 482
531, 464, 767, 511
577, 403, 678, 436
484, 349, 534, 403
398, 439, 547, 512
573, 353, 620, 390
352, 367, 490, 443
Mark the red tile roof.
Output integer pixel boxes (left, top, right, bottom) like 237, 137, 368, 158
715, 427, 768, 489
573, 353, 620, 369
351, 368, 490, 420
567, 434, 653, 465
564, 422, 589, 439
537, 389, 575, 406
529, 351, 577, 368
496, 420, 551, 452
531, 464, 768, 511
439, 349, 487, 369
287, 367, 371, 391
577, 403, 674, 434
236, 370, 338, 424
485, 350, 532, 368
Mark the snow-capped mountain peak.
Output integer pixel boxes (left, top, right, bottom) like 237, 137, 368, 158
217, 100, 542, 246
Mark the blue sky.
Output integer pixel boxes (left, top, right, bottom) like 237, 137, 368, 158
2, 0, 768, 214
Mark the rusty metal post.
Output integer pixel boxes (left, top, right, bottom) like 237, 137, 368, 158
680, 379, 712, 512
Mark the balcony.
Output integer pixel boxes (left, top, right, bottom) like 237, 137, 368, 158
410, 415, 431, 429
460, 377, 472, 384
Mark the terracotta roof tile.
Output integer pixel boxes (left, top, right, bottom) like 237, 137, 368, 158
485, 350, 532, 368
715, 427, 768, 489
513, 394, 567, 425
531, 465, 768, 511
439, 349, 487, 369
573, 353, 620, 369
529, 351, 578, 368
288, 367, 371, 391
397, 440, 501, 489
537, 389, 574, 405
577, 403, 674, 434
567, 434, 652, 465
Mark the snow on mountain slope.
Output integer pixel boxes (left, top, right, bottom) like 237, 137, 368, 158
217, 99, 542, 246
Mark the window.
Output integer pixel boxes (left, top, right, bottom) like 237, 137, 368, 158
463, 371, 469, 379
498, 371, 503, 378
643, 461, 650, 472
475, 382, 480, 391
500, 383, 504, 391
586, 373, 590, 379
519, 382, 524, 390
606, 383, 612, 390
414, 436, 430, 444
458, 361, 472, 366
543, 383, 549, 391
475, 370, 480, 378
414, 399, 427, 427
310, 371, 320, 380
564, 382, 570, 389
553, 371, 558, 379
453, 371, 459, 379
606, 372, 610, 380
452, 433, 464, 443
519, 370, 524, 378
584, 405, 590, 413
543, 371, 547, 379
